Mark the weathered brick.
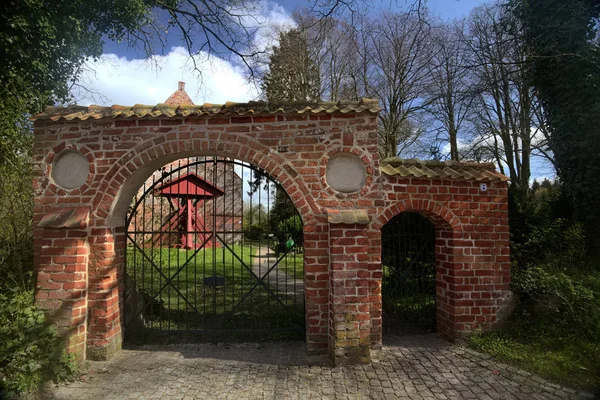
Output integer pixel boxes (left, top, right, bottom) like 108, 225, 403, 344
33, 104, 509, 366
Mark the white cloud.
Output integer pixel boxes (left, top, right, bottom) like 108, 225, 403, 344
71, 47, 259, 106
70, 0, 295, 106
248, 0, 296, 53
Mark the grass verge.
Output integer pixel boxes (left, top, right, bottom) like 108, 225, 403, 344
469, 312, 600, 391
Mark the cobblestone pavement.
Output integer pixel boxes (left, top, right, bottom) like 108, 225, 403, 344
43, 334, 594, 400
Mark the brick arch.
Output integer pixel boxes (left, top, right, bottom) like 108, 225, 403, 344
92, 130, 317, 229
369, 199, 464, 345
85, 129, 320, 359
375, 199, 463, 232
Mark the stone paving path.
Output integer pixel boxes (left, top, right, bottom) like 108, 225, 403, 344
41, 334, 594, 400
251, 246, 304, 303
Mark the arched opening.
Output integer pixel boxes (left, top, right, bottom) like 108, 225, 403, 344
381, 212, 436, 335
123, 156, 304, 343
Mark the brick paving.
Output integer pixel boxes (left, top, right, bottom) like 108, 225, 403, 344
42, 334, 592, 400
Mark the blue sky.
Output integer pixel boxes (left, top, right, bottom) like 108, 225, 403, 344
426, 0, 488, 20
72, 0, 553, 180
102, 0, 488, 59
77, 0, 491, 107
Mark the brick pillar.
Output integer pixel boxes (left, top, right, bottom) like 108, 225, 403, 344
303, 220, 330, 355
327, 210, 371, 365
435, 227, 461, 340
35, 207, 90, 361
86, 227, 125, 360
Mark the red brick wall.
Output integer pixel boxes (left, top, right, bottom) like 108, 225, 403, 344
372, 178, 511, 345
32, 111, 511, 365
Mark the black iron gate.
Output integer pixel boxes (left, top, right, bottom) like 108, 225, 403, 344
381, 212, 436, 334
124, 157, 305, 343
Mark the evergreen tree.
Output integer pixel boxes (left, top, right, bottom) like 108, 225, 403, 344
510, 0, 600, 253
262, 28, 321, 103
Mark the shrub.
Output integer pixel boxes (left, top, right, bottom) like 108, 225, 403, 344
0, 289, 77, 397
244, 224, 265, 240
511, 267, 600, 340
513, 219, 586, 270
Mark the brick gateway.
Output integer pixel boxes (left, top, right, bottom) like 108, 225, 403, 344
32, 99, 512, 365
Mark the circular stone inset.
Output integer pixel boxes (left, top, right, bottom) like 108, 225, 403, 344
326, 153, 366, 193
52, 150, 90, 189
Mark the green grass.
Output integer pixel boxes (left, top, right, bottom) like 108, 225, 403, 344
469, 312, 600, 391
468, 266, 600, 391
125, 245, 304, 341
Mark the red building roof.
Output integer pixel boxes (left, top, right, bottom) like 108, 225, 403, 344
164, 81, 195, 106
154, 173, 224, 198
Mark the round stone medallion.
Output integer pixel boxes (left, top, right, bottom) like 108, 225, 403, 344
326, 153, 366, 193
52, 150, 90, 189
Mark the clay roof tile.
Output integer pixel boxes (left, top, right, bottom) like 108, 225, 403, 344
380, 157, 509, 182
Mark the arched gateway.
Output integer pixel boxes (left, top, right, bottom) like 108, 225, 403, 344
32, 89, 512, 365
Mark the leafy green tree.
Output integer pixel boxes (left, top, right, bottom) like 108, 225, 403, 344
262, 28, 321, 103
509, 0, 600, 252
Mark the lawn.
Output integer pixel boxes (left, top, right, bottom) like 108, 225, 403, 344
469, 269, 600, 391
469, 315, 600, 391
125, 244, 305, 342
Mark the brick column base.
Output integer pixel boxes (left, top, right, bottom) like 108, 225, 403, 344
35, 236, 88, 360
327, 210, 371, 365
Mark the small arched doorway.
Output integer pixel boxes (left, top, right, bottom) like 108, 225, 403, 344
381, 212, 436, 335
124, 156, 304, 343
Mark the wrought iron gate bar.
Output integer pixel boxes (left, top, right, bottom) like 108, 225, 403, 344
125, 157, 305, 343
381, 212, 436, 334
126, 234, 199, 314
146, 234, 213, 307
215, 234, 287, 308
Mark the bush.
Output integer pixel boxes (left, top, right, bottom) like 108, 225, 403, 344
511, 267, 600, 340
512, 219, 587, 270
0, 153, 34, 289
0, 289, 77, 397
244, 224, 265, 240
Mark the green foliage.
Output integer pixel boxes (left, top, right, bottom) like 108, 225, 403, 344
274, 214, 303, 242
270, 189, 298, 230
512, 267, 600, 339
243, 204, 269, 240
470, 322, 600, 390
262, 28, 321, 103
508, 179, 598, 341
0, 136, 34, 290
471, 260, 600, 389
509, 180, 577, 268
513, 219, 586, 271
0, 289, 77, 397
472, 176, 600, 389
509, 0, 600, 253
0, 0, 153, 103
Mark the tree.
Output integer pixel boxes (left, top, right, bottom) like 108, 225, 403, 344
510, 0, 600, 251
461, 4, 536, 198
294, 12, 357, 101
355, 11, 434, 158
262, 28, 321, 103
425, 21, 474, 161
259, 27, 321, 247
